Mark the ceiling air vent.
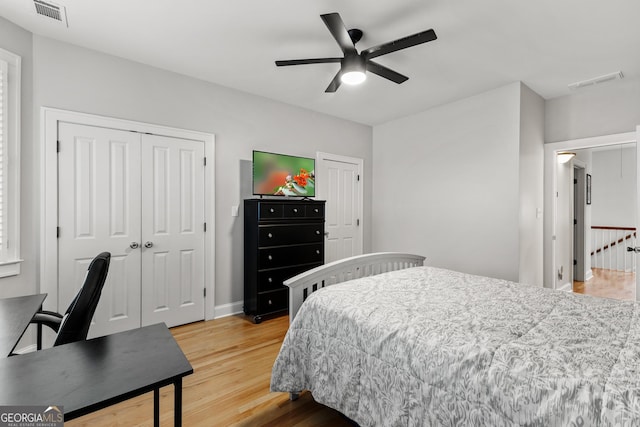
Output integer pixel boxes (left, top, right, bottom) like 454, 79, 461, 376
568, 71, 623, 91
34, 0, 68, 27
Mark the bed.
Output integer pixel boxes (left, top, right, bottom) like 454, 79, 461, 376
270, 252, 640, 426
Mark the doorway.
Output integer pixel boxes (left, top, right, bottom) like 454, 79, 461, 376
571, 144, 637, 300
544, 133, 637, 301
573, 163, 586, 283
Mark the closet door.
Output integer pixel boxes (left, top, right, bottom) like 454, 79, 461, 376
317, 154, 363, 263
58, 123, 142, 337
140, 134, 206, 327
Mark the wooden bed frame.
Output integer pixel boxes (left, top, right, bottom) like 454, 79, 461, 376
283, 252, 426, 323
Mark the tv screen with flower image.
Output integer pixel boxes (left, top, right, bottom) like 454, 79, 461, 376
252, 150, 315, 197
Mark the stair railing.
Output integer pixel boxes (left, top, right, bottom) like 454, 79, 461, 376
591, 226, 636, 272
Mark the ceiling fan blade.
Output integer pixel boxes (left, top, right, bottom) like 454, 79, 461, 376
325, 71, 342, 93
320, 13, 357, 55
367, 61, 408, 84
275, 58, 342, 66
362, 29, 437, 60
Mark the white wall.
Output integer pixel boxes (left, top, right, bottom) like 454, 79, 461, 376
372, 83, 525, 282
0, 17, 36, 297
518, 84, 545, 286
2, 31, 373, 317
545, 76, 640, 142
554, 159, 573, 288
590, 145, 636, 227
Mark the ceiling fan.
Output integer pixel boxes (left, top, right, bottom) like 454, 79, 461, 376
275, 12, 437, 93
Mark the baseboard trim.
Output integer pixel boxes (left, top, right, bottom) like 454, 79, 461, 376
584, 269, 593, 281
557, 282, 573, 292
214, 301, 244, 319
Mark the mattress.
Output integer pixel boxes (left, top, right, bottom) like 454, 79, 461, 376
270, 266, 640, 426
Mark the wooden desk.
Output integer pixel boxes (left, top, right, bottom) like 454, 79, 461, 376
0, 323, 193, 426
0, 294, 47, 357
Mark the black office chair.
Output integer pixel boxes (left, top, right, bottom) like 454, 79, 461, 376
34, 252, 111, 349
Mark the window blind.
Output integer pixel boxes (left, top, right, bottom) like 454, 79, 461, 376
0, 48, 21, 275
0, 59, 7, 253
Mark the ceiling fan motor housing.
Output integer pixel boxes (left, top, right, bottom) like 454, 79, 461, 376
341, 54, 367, 74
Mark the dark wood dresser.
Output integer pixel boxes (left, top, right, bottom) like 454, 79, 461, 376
244, 199, 325, 323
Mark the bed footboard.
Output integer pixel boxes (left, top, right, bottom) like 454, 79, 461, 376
283, 252, 425, 323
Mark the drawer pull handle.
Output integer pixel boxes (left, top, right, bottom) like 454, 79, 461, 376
293, 208, 298, 213
268, 255, 273, 261
316, 250, 320, 254
268, 299, 272, 305
268, 277, 273, 283
315, 230, 320, 235
270, 208, 275, 213
314, 208, 319, 213
268, 233, 273, 238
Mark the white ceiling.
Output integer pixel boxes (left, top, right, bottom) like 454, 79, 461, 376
1, 0, 639, 125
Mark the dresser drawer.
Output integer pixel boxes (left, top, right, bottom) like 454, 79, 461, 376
256, 202, 325, 220
283, 204, 306, 218
306, 204, 324, 218
258, 203, 283, 219
259, 224, 324, 246
258, 263, 322, 292
257, 289, 288, 314
259, 243, 323, 269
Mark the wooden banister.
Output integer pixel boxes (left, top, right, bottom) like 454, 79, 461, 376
591, 226, 637, 257
592, 226, 636, 231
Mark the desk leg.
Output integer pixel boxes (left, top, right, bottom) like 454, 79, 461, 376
154, 388, 159, 427
174, 378, 183, 427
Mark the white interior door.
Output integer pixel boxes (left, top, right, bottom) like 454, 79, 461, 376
316, 152, 363, 263
59, 124, 206, 336
573, 165, 586, 282
58, 123, 142, 337
140, 134, 205, 327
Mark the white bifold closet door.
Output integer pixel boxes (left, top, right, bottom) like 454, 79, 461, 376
140, 134, 205, 328
58, 123, 205, 338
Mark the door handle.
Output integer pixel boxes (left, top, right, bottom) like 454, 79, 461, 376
130, 242, 140, 249
144, 241, 154, 248
627, 247, 640, 253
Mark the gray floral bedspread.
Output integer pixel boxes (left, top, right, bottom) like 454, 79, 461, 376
270, 266, 640, 426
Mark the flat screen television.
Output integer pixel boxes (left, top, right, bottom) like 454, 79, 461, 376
253, 150, 315, 197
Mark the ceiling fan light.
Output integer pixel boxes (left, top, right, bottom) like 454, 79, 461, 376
340, 54, 367, 85
341, 70, 367, 85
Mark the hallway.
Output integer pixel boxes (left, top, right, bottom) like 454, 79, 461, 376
573, 268, 635, 301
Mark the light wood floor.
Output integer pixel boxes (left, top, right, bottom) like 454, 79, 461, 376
66, 315, 353, 427
573, 268, 636, 301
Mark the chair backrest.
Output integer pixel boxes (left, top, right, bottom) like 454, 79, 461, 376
54, 252, 111, 346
